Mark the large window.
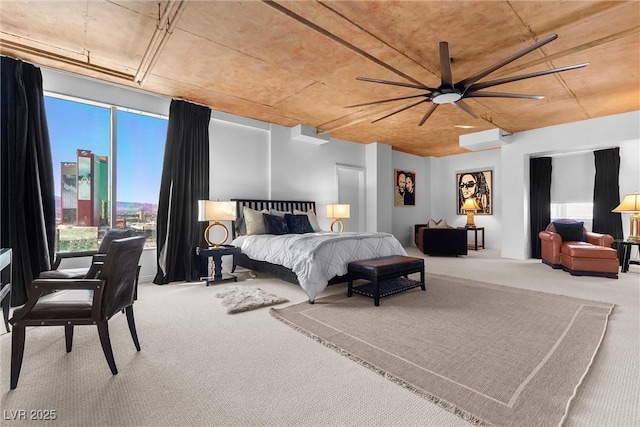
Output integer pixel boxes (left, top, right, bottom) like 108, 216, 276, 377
45, 95, 167, 251
550, 202, 594, 231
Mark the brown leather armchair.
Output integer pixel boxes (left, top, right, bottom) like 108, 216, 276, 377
538, 219, 618, 278
10, 235, 146, 389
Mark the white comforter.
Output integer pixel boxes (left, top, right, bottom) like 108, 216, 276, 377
232, 232, 407, 301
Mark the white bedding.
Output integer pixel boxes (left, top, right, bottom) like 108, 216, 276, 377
231, 232, 407, 301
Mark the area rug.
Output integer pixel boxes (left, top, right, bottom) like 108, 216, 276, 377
215, 286, 288, 314
271, 274, 614, 426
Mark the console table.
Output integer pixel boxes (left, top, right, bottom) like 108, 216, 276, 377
196, 245, 241, 285
458, 227, 485, 251
1, 248, 12, 332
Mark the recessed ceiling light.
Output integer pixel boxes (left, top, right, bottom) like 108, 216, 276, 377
455, 125, 476, 129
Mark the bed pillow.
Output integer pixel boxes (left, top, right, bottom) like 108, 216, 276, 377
244, 207, 269, 235
294, 209, 322, 232
270, 209, 291, 217
285, 214, 314, 234
553, 221, 586, 242
263, 213, 290, 235
428, 218, 450, 229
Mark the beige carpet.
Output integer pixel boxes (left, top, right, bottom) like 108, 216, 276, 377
0, 248, 637, 426
272, 274, 614, 426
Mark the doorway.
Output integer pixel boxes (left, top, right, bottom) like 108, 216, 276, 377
336, 164, 365, 232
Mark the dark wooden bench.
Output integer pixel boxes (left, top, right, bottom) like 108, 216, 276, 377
347, 255, 425, 306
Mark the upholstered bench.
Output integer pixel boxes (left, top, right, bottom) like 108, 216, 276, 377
347, 255, 425, 306
560, 242, 619, 279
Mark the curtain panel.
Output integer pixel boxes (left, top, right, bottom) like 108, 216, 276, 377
529, 157, 552, 259
1, 57, 56, 306
154, 100, 210, 284
593, 148, 623, 239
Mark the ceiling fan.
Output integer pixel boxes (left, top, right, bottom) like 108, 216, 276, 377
347, 34, 588, 126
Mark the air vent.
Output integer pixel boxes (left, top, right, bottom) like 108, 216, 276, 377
459, 128, 511, 151
291, 124, 330, 145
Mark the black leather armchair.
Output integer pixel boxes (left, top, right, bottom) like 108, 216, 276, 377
40, 228, 136, 279
10, 235, 146, 389
414, 224, 468, 256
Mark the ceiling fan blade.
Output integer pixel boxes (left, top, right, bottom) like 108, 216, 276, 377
371, 99, 430, 123
459, 34, 559, 87
356, 76, 433, 90
345, 93, 430, 108
418, 104, 439, 126
468, 63, 589, 91
439, 41, 454, 87
465, 91, 544, 100
453, 100, 479, 118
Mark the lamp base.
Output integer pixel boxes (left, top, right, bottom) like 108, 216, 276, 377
628, 217, 640, 242
330, 219, 345, 232
465, 212, 476, 228
204, 221, 229, 247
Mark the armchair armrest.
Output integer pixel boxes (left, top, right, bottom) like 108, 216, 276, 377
12, 279, 105, 323
51, 250, 98, 269
538, 230, 561, 244
585, 232, 614, 247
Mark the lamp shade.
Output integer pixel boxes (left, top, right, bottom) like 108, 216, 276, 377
612, 193, 640, 212
461, 198, 480, 212
326, 204, 350, 219
197, 200, 237, 221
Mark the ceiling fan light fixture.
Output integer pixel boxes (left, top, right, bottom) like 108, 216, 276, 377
432, 92, 462, 104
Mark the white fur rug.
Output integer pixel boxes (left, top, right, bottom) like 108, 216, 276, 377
215, 286, 289, 314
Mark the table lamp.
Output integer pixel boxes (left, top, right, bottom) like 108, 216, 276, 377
326, 204, 350, 232
197, 200, 237, 247
612, 193, 640, 241
462, 198, 480, 228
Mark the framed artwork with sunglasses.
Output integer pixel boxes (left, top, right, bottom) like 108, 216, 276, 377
456, 170, 492, 215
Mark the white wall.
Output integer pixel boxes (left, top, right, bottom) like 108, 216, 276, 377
268, 125, 366, 230
433, 149, 502, 250
391, 150, 430, 246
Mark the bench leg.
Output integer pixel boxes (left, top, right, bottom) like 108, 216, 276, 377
420, 268, 425, 291
347, 279, 353, 297
374, 279, 380, 306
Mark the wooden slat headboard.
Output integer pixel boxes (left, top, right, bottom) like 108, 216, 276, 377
231, 199, 316, 239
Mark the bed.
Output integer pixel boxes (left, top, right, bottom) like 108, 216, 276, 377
230, 199, 407, 302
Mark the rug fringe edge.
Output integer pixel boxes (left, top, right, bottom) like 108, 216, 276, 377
269, 307, 492, 427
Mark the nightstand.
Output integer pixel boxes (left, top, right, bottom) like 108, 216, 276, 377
196, 245, 241, 285
457, 227, 485, 251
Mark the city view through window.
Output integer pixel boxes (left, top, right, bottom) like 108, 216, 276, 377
46, 95, 167, 251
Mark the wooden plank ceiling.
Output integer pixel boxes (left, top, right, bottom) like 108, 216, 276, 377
1, 1, 638, 157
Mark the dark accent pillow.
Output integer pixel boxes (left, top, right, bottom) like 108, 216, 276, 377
263, 213, 290, 235
285, 214, 314, 234
553, 221, 586, 242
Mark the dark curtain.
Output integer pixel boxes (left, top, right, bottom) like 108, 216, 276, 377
1, 57, 56, 306
529, 157, 552, 259
154, 100, 210, 284
593, 148, 623, 239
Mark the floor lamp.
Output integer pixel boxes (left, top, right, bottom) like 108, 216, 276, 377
612, 193, 640, 242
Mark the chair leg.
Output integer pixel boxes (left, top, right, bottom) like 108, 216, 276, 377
125, 306, 141, 351
96, 321, 118, 375
10, 325, 26, 390
65, 324, 74, 352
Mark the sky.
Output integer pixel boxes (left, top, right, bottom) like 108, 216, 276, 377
45, 96, 167, 204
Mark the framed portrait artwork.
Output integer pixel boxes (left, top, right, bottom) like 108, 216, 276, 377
394, 169, 416, 207
456, 170, 492, 215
